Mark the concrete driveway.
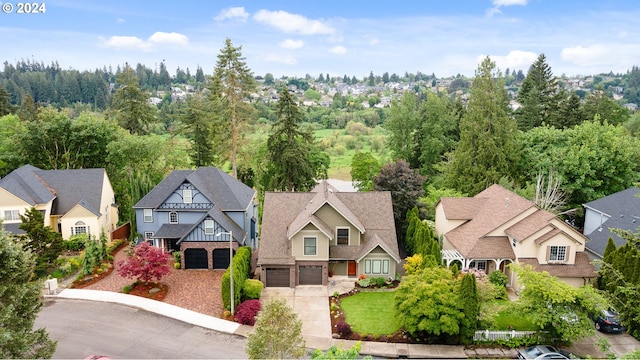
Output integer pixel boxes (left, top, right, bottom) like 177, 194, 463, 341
260, 278, 355, 350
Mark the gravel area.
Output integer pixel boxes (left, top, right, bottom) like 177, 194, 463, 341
83, 247, 226, 318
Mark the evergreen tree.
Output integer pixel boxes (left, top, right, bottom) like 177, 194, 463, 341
110, 64, 157, 135
266, 85, 321, 191
0, 86, 12, 116
0, 227, 56, 358
555, 92, 584, 128
18, 207, 63, 277
385, 92, 419, 164
444, 57, 519, 195
210, 38, 256, 178
180, 94, 215, 166
459, 273, 479, 345
515, 53, 561, 131
417, 91, 460, 177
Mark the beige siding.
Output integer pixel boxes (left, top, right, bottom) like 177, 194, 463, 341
358, 249, 396, 278
60, 205, 101, 240
549, 219, 586, 251
514, 225, 555, 258
291, 229, 329, 261
315, 203, 361, 245
98, 171, 118, 239
434, 203, 465, 235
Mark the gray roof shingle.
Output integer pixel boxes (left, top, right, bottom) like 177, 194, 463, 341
134, 167, 255, 211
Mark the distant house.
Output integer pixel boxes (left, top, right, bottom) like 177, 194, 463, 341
435, 184, 596, 290
133, 167, 257, 270
0, 164, 118, 240
258, 181, 400, 287
583, 187, 640, 261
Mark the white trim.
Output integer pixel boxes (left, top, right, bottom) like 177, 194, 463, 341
143, 208, 153, 223
336, 226, 350, 245
303, 236, 317, 256
183, 189, 193, 204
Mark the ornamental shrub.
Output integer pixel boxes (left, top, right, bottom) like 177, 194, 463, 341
234, 299, 261, 326
488, 270, 508, 288
64, 234, 87, 251
357, 277, 371, 287
243, 279, 264, 300
221, 246, 253, 311
373, 277, 386, 287
336, 321, 352, 336
116, 242, 172, 284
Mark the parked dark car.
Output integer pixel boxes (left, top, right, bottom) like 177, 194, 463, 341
594, 309, 625, 333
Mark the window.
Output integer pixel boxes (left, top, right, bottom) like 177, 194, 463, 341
3, 210, 20, 221
364, 259, 390, 275
73, 221, 87, 235
143, 209, 153, 223
549, 246, 567, 262
336, 228, 349, 245
144, 232, 154, 240
469, 260, 487, 271
183, 189, 192, 204
303, 237, 316, 256
512, 238, 517, 247
204, 219, 214, 235
169, 212, 178, 224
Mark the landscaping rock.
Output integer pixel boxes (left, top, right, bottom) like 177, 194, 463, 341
149, 287, 161, 294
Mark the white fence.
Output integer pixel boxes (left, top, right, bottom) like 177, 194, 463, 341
473, 329, 537, 342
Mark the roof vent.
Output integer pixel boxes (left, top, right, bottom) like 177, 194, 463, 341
505, 197, 510, 207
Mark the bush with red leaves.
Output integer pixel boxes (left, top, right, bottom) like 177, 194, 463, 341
234, 299, 261, 326
116, 242, 172, 284
336, 321, 352, 336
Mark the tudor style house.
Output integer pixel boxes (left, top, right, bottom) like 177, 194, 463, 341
133, 167, 257, 270
435, 184, 596, 290
0, 164, 118, 240
258, 181, 401, 287
582, 187, 640, 261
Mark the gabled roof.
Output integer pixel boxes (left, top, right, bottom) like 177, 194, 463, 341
356, 233, 401, 263
441, 184, 534, 257
440, 184, 589, 261
259, 181, 399, 266
134, 167, 255, 211
287, 181, 365, 239
583, 187, 640, 258
583, 187, 640, 217
0, 165, 107, 217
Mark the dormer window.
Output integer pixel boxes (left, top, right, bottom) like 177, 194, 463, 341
549, 246, 567, 262
337, 228, 349, 245
183, 189, 192, 204
512, 238, 517, 247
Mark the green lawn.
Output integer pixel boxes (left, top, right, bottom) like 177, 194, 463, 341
340, 291, 401, 335
482, 299, 537, 331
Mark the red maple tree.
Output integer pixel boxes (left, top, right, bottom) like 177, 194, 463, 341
116, 242, 172, 284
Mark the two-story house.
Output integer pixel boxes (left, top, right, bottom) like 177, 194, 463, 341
0, 164, 118, 240
133, 167, 257, 270
258, 181, 400, 287
435, 184, 596, 290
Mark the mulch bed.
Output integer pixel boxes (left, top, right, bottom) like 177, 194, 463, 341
70, 241, 127, 289
126, 282, 169, 301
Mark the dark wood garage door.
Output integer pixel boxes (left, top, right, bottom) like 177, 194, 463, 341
299, 265, 323, 285
265, 268, 290, 287
212, 248, 234, 270
184, 248, 208, 269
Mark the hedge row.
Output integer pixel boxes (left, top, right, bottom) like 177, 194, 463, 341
221, 246, 252, 311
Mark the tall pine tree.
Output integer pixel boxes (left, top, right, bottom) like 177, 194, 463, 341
444, 57, 519, 195
210, 38, 256, 178
515, 53, 561, 131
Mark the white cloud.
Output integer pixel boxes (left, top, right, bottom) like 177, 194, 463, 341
253, 10, 335, 35
560, 44, 612, 67
116, 18, 125, 23
99, 32, 188, 51
148, 32, 189, 45
329, 46, 347, 55
482, 50, 538, 71
99, 36, 153, 51
214, 7, 249, 22
493, 0, 527, 6
262, 53, 298, 65
367, 36, 379, 45
279, 39, 304, 49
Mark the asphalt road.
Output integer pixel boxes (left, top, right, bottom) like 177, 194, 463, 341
35, 298, 247, 359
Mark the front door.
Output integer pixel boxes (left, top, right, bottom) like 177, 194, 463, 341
348, 261, 357, 276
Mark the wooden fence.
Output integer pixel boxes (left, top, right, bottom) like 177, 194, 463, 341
111, 222, 130, 241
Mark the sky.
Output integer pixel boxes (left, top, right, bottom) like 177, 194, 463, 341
1, 0, 640, 79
